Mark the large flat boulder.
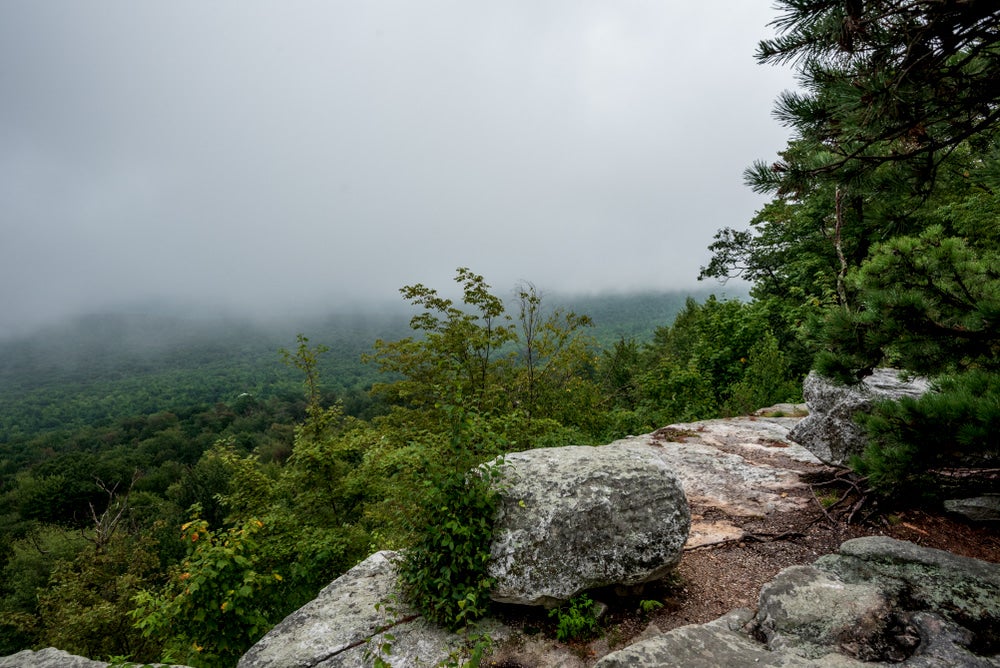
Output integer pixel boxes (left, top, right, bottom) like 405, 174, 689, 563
609, 416, 823, 549
789, 369, 930, 466
487, 443, 690, 607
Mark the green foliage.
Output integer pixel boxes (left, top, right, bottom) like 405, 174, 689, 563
724, 332, 800, 416
396, 460, 504, 632
369, 269, 601, 444
598, 338, 643, 411
815, 490, 840, 509
638, 598, 663, 616
816, 226, 1000, 381
0, 525, 89, 654
370, 268, 517, 416
35, 533, 163, 662
855, 370, 1000, 499
548, 594, 601, 642
747, 0, 1000, 196
511, 282, 595, 424
640, 297, 802, 422
203, 442, 278, 524
702, 194, 840, 311
280, 334, 345, 441
131, 514, 284, 668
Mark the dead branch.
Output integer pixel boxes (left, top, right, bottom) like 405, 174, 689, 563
83, 469, 142, 552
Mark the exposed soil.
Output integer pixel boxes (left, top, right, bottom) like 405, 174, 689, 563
663, 504, 1000, 635
485, 428, 1000, 666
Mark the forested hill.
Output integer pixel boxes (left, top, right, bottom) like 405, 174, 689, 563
0, 309, 407, 441
0, 287, 724, 441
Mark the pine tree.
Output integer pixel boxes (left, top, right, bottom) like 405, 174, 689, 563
745, 0, 1000, 197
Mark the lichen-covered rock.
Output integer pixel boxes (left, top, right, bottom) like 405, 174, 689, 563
755, 565, 899, 662
595, 609, 874, 667
789, 369, 930, 466
487, 443, 690, 607
238, 550, 511, 668
597, 537, 1000, 667
815, 535, 1000, 648
237, 551, 402, 668
594, 610, 804, 668
0, 648, 193, 668
0, 648, 111, 668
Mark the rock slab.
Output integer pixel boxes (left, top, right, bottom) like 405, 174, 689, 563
238, 551, 510, 668
596, 536, 1000, 667
944, 495, 1000, 523
487, 443, 690, 607
789, 369, 930, 466
0, 648, 192, 668
0, 648, 112, 668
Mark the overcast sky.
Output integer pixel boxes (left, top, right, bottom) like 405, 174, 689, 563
0, 1, 797, 337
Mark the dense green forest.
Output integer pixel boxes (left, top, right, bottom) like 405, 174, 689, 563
3, 1, 999, 665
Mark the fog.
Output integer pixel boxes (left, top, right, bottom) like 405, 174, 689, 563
0, 2, 795, 338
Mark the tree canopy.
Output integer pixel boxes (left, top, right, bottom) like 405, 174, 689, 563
746, 0, 1000, 197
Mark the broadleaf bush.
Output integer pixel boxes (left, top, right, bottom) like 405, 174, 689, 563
396, 458, 504, 631
548, 594, 601, 642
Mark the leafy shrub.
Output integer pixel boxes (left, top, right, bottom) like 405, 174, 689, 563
638, 598, 663, 616
132, 512, 285, 667
548, 594, 601, 642
35, 533, 163, 662
396, 459, 504, 631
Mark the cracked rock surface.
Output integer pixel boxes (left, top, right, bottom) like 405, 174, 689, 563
595, 536, 1000, 668
237, 551, 511, 668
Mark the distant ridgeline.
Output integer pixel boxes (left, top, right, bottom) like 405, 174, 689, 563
552, 287, 743, 347
0, 288, 740, 500
0, 288, 727, 441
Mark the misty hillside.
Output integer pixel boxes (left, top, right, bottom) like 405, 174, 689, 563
0, 288, 724, 441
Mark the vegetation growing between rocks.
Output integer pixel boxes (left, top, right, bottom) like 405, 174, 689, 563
396, 460, 504, 631
548, 594, 602, 642
856, 371, 1000, 500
